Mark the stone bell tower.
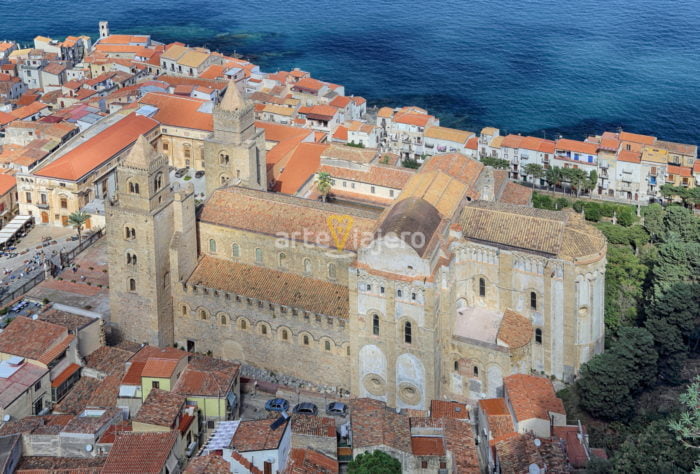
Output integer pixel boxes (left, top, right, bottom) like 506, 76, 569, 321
203, 80, 267, 196
106, 135, 175, 347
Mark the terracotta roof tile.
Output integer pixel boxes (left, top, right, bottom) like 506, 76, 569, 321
173, 356, 239, 397
141, 358, 179, 378
278, 142, 329, 194
0, 317, 68, 362
618, 149, 641, 163
319, 163, 414, 189
619, 131, 656, 145
349, 398, 411, 453
504, 374, 565, 422
422, 153, 484, 189
102, 431, 178, 474
139, 92, 213, 131
497, 309, 533, 349
495, 432, 569, 473
0, 173, 16, 195
291, 415, 335, 437
15, 455, 106, 473
555, 138, 597, 155
232, 417, 289, 452
411, 436, 446, 455
35, 114, 158, 181
184, 454, 231, 474
133, 389, 185, 428
425, 126, 473, 143
188, 256, 349, 319
285, 448, 338, 474
199, 186, 378, 252
430, 400, 469, 420
498, 181, 533, 205
84, 346, 134, 375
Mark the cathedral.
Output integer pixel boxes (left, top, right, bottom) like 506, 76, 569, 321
106, 82, 607, 410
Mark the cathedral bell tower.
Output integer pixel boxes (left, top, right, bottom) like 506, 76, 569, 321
106, 135, 176, 347
203, 80, 267, 196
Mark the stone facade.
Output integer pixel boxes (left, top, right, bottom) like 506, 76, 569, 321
107, 88, 606, 410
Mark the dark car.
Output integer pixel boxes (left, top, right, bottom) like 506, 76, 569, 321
175, 168, 188, 178
293, 402, 318, 415
265, 398, 289, 412
195, 170, 205, 178
326, 402, 348, 416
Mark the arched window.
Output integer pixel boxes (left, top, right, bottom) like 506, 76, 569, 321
128, 181, 139, 194
530, 291, 537, 309
128, 278, 136, 291
219, 153, 229, 165
261, 325, 267, 335
479, 278, 486, 297
372, 315, 380, 336
303, 258, 311, 274
535, 328, 542, 344
325, 340, 331, 351
200, 310, 207, 320
278, 253, 286, 268
397, 289, 403, 298
255, 248, 263, 264
328, 263, 336, 279
282, 330, 288, 341
303, 335, 309, 345
240, 319, 247, 330
473, 366, 479, 377
232, 243, 240, 257
220, 175, 229, 185
126, 253, 137, 265
209, 239, 217, 253
220, 314, 227, 325
60, 197, 68, 209
404, 322, 412, 344
153, 173, 163, 191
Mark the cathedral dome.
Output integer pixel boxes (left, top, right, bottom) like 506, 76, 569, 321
376, 197, 442, 257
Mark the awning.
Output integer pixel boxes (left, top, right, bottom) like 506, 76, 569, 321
51, 363, 81, 388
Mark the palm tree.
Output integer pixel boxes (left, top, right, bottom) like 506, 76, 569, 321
524, 163, 545, 189
545, 167, 562, 192
67, 211, 90, 242
315, 172, 333, 203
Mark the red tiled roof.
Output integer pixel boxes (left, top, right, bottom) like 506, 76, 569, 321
319, 163, 414, 189
141, 357, 179, 378
102, 431, 178, 474
278, 142, 329, 194
35, 114, 158, 181
394, 112, 432, 127
172, 356, 239, 397
133, 389, 185, 428
555, 138, 597, 155
496, 309, 533, 348
122, 361, 147, 385
667, 165, 692, 177
329, 96, 351, 108
0, 317, 68, 362
619, 131, 656, 145
520, 136, 555, 153
498, 182, 533, 205
431, 400, 469, 420
332, 125, 348, 141
285, 448, 338, 474
349, 398, 411, 453
139, 92, 213, 131
290, 415, 335, 437
293, 77, 324, 93
411, 436, 446, 456
618, 150, 641, 163
10, 101, 48, 120
503, 374, 565, 422
231, 418, 289, 452
298, 104, 339, 120
184, 454, 231, 474
0, 173, 16, 195
50, 363, 81, 388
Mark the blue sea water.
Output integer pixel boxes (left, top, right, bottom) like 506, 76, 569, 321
1, 0, 698, 144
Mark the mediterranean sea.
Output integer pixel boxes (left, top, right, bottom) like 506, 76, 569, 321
1, 0, 698, 144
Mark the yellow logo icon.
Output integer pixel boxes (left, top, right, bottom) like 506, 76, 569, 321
327, 215, 354, 251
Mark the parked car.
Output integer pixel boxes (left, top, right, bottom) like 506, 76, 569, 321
293, 402, 318, 415
175, 168, 188, 178
195, 170, 205, 178
265, 398, 289, 412
326, 402, 348, 416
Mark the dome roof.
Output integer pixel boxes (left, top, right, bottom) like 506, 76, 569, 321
376, 197, 442, 257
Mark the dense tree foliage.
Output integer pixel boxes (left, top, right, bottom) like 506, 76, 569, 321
577, 327, 657, 420
479, 156, 509, 169
348, 450, 402, 474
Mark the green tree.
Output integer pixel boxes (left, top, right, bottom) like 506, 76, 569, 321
645, 282, 700, 384
524, 163, 545, 189
642, 203, 666, 242
586, 169, 598, 196
480, 157, 510, 169
348, 450, 402, 474
577, 327, 658, 420
545, 167, 563, 191
669, 376, 700, 452
402, 157, 421, 169
315, 171, 333, 202
611, 419, 697, 474
602, 246, 648, 331
67, 211, 90, 242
